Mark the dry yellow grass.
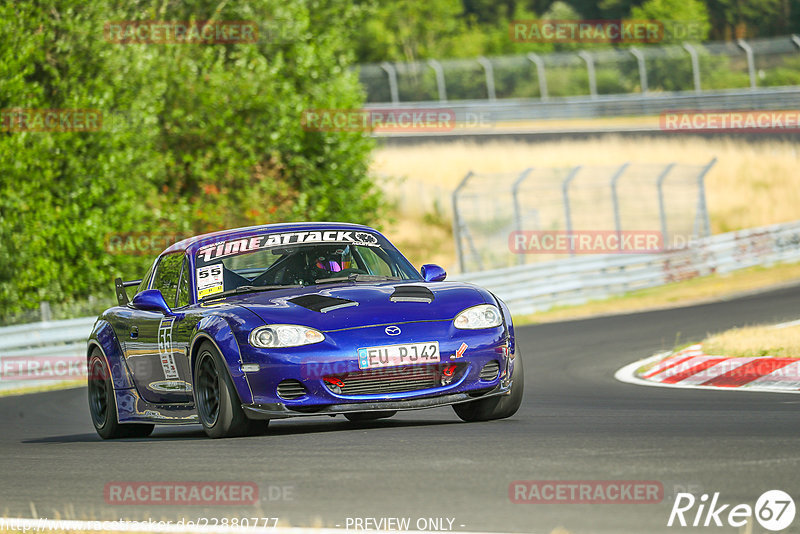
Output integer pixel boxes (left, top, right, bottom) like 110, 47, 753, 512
0, 379, 84, 398
379, 211, 455, 271
702, 323, 800, 358
491, 115, 659, 131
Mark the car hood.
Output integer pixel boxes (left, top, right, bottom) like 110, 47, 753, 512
218, 281, 487, 331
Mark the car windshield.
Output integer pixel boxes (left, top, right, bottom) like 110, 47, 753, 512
193, 229, 421, 299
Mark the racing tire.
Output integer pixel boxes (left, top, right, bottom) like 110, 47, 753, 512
344, 411, 397, 422
88, 349, 154, 439
452, 354, 524, 422
194, 342, 267, 439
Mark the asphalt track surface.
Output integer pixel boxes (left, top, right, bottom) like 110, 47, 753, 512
3, 284, 800, 533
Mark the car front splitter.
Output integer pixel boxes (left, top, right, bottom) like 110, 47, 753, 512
242, 383, 511, 420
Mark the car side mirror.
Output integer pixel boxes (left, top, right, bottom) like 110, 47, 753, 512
131, 289, 172, 314
421, 264, 447, 282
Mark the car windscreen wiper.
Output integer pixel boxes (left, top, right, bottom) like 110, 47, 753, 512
314, 273, 402, 285
200, 284, 302, 301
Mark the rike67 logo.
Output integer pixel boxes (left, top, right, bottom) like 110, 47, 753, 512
668, 490, 795, 531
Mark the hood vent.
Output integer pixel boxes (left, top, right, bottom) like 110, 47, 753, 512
289, 294, 358, 313
390, 285, 434, 303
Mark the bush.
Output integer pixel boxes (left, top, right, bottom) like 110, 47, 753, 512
0, 0, 379, 321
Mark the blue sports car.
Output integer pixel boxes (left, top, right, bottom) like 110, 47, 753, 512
87, 222, 523, 438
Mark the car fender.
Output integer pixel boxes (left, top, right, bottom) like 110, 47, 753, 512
493, 295, 516, 355
468, 286, 515, 347
490, 293, 519, 384
87, 319, 135, 390
189, 316, 254, 405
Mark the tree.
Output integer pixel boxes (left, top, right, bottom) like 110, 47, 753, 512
0, 0, 380, 320
704, 0, 785, 39
630, 0, 711, 43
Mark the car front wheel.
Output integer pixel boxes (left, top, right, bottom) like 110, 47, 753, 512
194, 342, 268, 439
453, 354, 524, 422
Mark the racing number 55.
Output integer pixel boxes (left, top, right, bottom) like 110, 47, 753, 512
198, 265, 222, 279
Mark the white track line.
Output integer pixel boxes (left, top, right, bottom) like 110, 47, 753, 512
774, 318, 800, 329
0, 518, 514, 534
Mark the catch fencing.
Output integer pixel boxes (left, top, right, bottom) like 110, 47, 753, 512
453, 160, 715, 272
359, 35, 800, 104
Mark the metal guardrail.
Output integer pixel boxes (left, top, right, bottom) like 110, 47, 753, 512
365, 86, 800, 124
0, 317, 95, 391
455, 220, 800, 316
0, 317, 96, 352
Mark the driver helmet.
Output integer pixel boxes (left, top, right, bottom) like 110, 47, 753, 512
315, 258, 343, 272
315, 246, 352, 273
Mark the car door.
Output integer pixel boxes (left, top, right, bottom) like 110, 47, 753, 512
125, 252, 193, 404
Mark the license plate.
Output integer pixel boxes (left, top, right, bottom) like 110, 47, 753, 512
357, 341, 440, 370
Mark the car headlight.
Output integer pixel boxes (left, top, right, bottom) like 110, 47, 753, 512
453, 304, 503, 329
249, 325, 325, 348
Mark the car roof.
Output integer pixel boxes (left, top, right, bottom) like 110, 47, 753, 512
162, 221, 378, 256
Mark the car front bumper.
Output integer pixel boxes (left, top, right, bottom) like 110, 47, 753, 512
242, 381, 512, 419
239, 320, 513, 407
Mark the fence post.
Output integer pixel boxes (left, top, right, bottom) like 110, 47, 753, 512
477, 56, 497, 101
562, 166, 582, 256
512, 168, 534, 265
578, 51, 597, 99
736, 39, 757, 89
379, 62, 400, 104
682, 43, 702, 93
39, 301, 52, 322
610, 163, 630, 241
656, 163, 676, 248
629, 48, 648, 94
427, 59, 447, 102
527, 53, 549, 100
695, 158, 716, 239
452, 171, 474, 272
